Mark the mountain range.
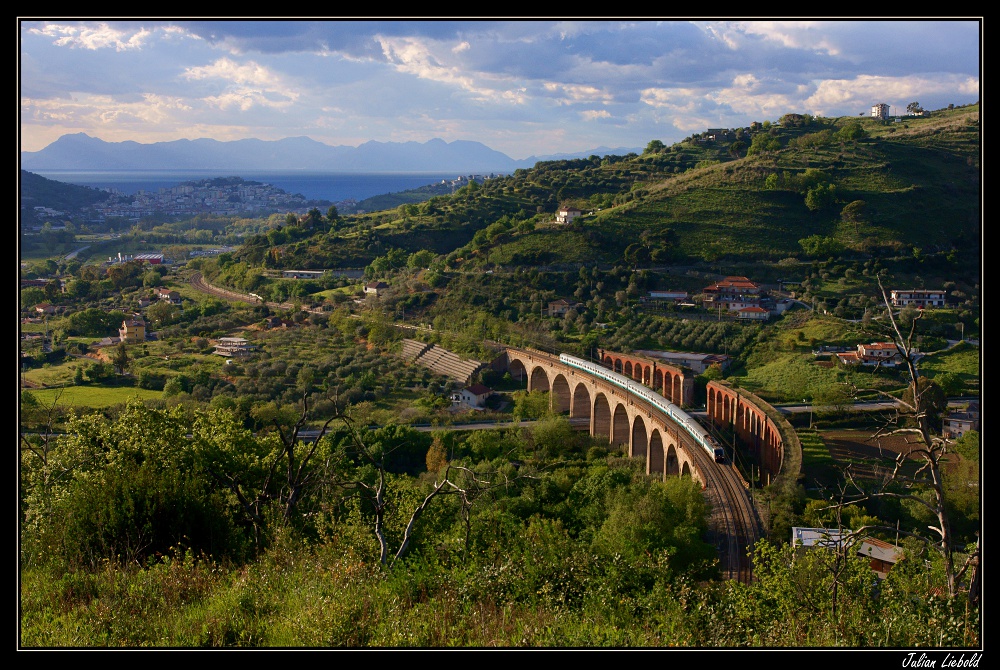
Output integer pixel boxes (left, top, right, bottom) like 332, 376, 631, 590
20, 133, 641, 173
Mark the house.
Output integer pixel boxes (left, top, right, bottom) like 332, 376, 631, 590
34, 303, 56, 315
137, 297, 153, 308
213, 337, 257, 358
118, 318, 146, 344
771, 298, 795, 315
155, 287, 182, 305
835, 351, 861, 366
737, 306, 770, 321
453, 383, 493, 409
634, 349, 730, 375
871, 103, 891, 120
891, 289, 947, 309
857, 537, 906, 580
792, 527, 904, 580
548, 298, 581, 317
263, 315, 285, 329
702, 276, 763, 311
856, 342, 902, 367
365, 281, 389, 297
943, 402, 980, 439
705, 128, 734, 141
555, 205, 582, 224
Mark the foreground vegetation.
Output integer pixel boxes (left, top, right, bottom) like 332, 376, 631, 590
20, 104, 980, 648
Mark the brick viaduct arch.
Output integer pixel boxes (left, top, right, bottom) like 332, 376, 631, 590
596, 348, 695, 407
706, 381, 784, 483
505, 348, 700, 483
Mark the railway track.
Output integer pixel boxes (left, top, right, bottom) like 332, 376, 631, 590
696, 418, 761, 583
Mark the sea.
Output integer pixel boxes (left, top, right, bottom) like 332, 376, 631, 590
30, 169, 466, 203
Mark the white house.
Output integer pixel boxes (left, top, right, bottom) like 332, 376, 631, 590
871, 103, 891, 120
453, 383, 493, 409
737, 306, 770, 321
943, 402, 980, 439
891, 289, 947, 309
555, 205, 582, 224
364, 281, 389, 297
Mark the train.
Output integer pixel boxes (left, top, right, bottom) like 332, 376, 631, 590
558, 353, 726, 463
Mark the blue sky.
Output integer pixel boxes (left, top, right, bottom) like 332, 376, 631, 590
19, 19, 981, 159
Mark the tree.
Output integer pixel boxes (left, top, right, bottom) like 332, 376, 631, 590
906, 101, 924, 115
840, 200, 869, 235
902, 377, 948, 430
834, 276, 980, 601
805, 183, 836, 212
746, 133, 781, 156
644, 139, 666, 154
110, 341, 131, 375
835, 122, 867, 143
328, 405, 531, 568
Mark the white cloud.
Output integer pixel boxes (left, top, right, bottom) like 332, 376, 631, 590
581, 109, 611, 121
804, 74, 980, 115
183, 58, 300, 110
730, 21, 838, 54
640, 87, 702, 111
377, 35, 526, 104
31, 22, 153, 51
543, 82, 614, 105
21, 92, 192, 137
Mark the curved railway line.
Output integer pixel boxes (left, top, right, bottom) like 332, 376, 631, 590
694, 417, 761, 583
187, 273, 764, 582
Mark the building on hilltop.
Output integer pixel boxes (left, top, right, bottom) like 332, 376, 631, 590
871, 103, 891, 120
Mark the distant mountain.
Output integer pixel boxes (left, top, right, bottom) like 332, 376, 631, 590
20, 133, 642, 173
520, 146, 643, 164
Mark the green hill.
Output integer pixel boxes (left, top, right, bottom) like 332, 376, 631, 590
242, 104, 978, 275
19, 169, 114, 223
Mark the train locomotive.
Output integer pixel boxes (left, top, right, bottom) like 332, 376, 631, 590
559, 354, 726, 463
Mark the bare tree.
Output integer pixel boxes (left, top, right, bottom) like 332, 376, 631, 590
826, 275, 978, 599
331, 405, 533, 569
202, 394, 337, 548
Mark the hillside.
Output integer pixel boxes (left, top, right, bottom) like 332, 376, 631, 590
19, 170, 113, 222
239, 104, 979, 277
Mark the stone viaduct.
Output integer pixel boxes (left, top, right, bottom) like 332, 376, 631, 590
596, 348, 695, 407
705, 381, 784, 484
504, 347, 706, 484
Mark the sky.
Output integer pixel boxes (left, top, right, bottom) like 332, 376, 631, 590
19, 19, 982, 160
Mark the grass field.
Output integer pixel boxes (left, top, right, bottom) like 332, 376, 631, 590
920, 342, 980, 378
26, 385, 163, 408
